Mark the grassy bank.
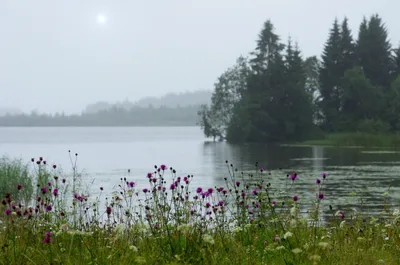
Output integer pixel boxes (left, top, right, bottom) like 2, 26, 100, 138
1, 156, 400, 264
301, 132, 400, 148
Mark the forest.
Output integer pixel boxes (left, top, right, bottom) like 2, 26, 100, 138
198, 14, 400, 143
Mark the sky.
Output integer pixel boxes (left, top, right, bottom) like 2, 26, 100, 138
0, 0, 399, 114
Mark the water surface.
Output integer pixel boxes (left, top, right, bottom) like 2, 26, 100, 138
1, 126, 400, 217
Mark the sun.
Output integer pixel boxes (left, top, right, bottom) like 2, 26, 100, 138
97, 14, 107, 24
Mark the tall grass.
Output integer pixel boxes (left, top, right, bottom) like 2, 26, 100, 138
0, 155, 399, 264
0, 156, 33, 203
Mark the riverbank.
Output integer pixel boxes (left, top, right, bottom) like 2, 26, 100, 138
1, 157, 400, 264
300, 132, 400, 148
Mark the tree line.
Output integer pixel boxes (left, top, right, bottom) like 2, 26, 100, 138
198, 14, 400, 143
0, 105, 200, 126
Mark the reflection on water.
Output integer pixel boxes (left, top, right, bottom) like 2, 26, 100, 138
1, 127, 400, 218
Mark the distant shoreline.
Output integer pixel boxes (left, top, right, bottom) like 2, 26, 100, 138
0, 124, 200, 127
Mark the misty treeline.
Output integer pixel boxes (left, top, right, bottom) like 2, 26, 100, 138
0, 105, 200, 126
198, 14, 400, 143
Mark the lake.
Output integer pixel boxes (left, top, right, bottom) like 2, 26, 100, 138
1, 126, 400, 218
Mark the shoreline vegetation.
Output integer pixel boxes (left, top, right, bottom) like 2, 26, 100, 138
0, 155, 400, 264
297, 132, 400, 148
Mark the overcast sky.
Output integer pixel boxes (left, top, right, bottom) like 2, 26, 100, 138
0, 0, 399, 114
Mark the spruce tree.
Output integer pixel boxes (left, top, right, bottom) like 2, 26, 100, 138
356, 14, 393, 89
318, 18, 342, 131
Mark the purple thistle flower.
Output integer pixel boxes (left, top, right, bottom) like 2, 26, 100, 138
52, 188, 59, 197
47, 182, 52, 186
147, 172, 152, 178
205, 202, 211, 208
290, 173, 298, 181
62, 179, 66, 184
318, 193, 325, 200
17, 184, 23, 190
321, 173, 327, 179
170, 183, 176, 190
271, 201, 277, 206
235, 181, 240, 187
45, 205, 52, 212
260, 168, 264, 172
129, 181, 135, 188
207, 188, 214, 194
5, 209, 12, 216
252, 189, 258, 196
41, 187, 47, 194
316, 178, 321, 184
106, 206, 112, 215
196, 187, 202, 193
160, 164, 167, 171
142, 188, 149, 193
293, 195, 299, 202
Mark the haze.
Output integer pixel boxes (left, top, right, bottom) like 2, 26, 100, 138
0, 0, 399, 114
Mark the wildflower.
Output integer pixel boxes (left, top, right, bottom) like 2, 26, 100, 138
207, 188, 214, 194
321, 173, 327, 179
160, 164, 167, 171
62, 179, 66, 184
273, 235, 280, 242
142, 188, 149, 193
170, 183, 176, 190
318, 193, 325, 200
316, 178, 321, 184
52, 188, 59, 197
276, 246, 285, 251
100, 187, 104, 191
271, 201, 277, 206
252, 189, 258, 195
196, 187, 203, 193
293, 195, 299, 202
260, 167, 264, 172
52, 164, 57, 169
317, 242, 330, 249
129, 245, 138, 252
45, 205, 52, 212
292, 248, 302, 254
41, 187, 47, 194
235, 181, 240, 187
283, 231, 293, 239
290, 173, 298, 181
202, 234, 215, 245
106, 207, 112, 215
129, 181, 135, 188
43, 232, 52, 244
17, 184, 23, 190
5, 209, 12, 216
335, 210, 345, 220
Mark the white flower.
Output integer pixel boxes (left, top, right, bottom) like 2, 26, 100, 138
202, 234, 215, 245
276, 246, 285, 251
129, 245, 138, 252
292, 248, 302, 254
283, 231, 293, 239
318, 242, 329, 249
340, 220, 346, 229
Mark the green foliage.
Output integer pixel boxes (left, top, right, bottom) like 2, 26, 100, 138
0, 157, 33, 203
203, 14, 400, 144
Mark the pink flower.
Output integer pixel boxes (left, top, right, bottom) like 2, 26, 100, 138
160, 164, 167, 171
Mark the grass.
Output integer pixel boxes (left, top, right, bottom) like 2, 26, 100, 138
1, 156, 400, 264
300, 132, 400, 148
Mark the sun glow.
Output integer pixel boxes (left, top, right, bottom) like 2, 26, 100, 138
97, 14, 107, 24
